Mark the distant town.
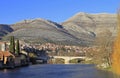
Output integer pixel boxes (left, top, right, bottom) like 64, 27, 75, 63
0, 36, 100, 69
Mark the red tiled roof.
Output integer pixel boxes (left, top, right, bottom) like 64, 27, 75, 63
0, 51, 15, 58
0, 42, 6, 44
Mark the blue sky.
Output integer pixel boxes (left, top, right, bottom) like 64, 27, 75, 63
0, 0, 120, 24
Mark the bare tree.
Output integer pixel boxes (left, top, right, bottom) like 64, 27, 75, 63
89, 29, 113, 67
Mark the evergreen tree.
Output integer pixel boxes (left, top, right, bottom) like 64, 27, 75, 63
9, 36, 15, 53
16, 39, 20, 55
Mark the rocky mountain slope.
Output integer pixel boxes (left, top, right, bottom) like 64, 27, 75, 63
0, 24, 13, 39
1, 12, 117, 46
62, 12, 117, 39
4, 18, 87, 45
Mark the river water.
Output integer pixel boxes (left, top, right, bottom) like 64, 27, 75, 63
0, 64, 117, 78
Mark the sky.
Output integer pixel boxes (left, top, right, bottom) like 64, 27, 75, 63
0, 0, 120, 24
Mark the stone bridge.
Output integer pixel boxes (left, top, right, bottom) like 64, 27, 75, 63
51, 56, 87, 64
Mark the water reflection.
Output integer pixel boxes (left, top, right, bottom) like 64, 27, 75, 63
0, 64, 119, 78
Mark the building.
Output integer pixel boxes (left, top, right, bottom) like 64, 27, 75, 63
0, 42, 7, 51
0, 41, 29, 68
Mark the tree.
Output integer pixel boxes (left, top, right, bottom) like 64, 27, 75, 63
87, 29, 113, 67
95, 29, 113, 67
16, 39, 20, 55
9, 36, 15, 53
112, 9, 120, 75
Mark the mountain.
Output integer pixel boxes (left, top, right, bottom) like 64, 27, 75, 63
3, 18, 87, 45
62, 12, 117, 39
1, 12, 117, 46
0, 24, 13, 39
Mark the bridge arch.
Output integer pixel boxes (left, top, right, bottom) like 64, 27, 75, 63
51, 56, 86, 64
69, 58, 85, 63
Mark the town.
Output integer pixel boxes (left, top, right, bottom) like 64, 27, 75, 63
0, 36, 99, 69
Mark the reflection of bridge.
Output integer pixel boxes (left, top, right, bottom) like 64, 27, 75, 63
51, 56, 86, 64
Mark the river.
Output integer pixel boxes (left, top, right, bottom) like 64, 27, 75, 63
0, 64, 118, 78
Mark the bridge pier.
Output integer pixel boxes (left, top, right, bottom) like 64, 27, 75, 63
64, 59, 70, 64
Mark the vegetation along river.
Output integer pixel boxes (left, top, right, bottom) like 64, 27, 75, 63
0, 64, 117, 78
